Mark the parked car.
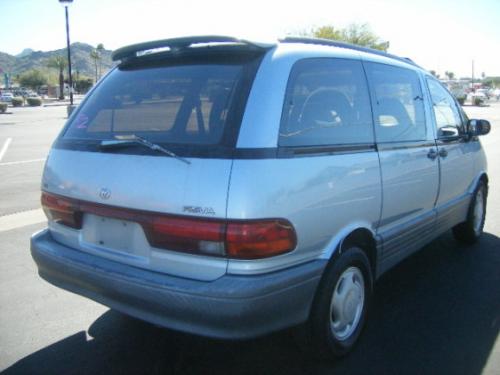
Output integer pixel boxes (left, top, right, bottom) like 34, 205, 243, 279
31, 36, 490, 359
0, 92, 14, 102
468, 90, 488, 105
21, 90, 38, 98
475, 88, 490, 99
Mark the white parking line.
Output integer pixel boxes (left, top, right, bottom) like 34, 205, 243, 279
0, 138, 12, 162
0, 158, 45, 166
0, 208, 46, 233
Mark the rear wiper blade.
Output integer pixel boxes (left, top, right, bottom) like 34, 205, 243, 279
100, 134, 191, 165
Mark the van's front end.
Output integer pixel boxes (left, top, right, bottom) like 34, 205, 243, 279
31, 38, 325, 339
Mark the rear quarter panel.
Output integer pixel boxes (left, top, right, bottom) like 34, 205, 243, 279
226, 153, 382, 274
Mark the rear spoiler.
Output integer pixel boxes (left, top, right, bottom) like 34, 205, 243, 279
112, 36, 275, 62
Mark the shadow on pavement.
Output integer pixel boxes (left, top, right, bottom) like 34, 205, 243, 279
5, 232, 500, 375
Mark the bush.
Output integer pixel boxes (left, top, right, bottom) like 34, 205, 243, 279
75, 77, 93, 94
0, 103, 7, 113
11, 97, 24, 107
473, 97, 484, 106
456, 96, 466, 105
26, 97, 42, 106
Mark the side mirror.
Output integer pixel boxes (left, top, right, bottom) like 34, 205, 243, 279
468, 119, 491, 136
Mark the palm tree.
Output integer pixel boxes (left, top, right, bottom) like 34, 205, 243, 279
90, 49, 100, 83
96, 43, 105, 79
47, 55, 67, 100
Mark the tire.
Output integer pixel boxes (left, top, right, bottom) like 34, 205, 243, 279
298, 246, 373, 359
452, 180, 487, 245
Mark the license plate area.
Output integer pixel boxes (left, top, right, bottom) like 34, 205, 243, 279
81, 214, 149, 258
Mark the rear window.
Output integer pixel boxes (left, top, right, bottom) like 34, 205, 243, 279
64, 60, 252, 146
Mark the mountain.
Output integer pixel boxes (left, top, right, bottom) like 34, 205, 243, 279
0, 43, 114, 79
16, 48, 34, 58
0, 52, 16, 74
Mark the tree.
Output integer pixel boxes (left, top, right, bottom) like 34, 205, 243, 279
19, 69, 48, 91
312, 25, 343, 41
90, 49, 100, 83
430, 70, 440, 79
47, 55, 67, 100
311, 23, 389, 51
482, 76, 500, 87
445, 71, 455, 80
96, 43, 105, 78
74, 77, 93, 94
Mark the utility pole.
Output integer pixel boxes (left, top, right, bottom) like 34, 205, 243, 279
64, 6, 73, 105
471, 60, 475, 92
59, 0, 74, 106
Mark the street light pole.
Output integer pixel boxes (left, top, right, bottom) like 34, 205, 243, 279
60, 0, 74, 105
471, 60, 475, 93
64, 5, 73, 105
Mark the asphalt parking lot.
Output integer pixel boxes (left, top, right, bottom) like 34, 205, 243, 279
0, 103, 499, 374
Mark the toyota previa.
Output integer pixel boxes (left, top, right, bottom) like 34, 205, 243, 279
31, 36, 490, 358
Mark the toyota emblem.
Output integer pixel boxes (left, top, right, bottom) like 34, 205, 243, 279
99, 188, 111, 200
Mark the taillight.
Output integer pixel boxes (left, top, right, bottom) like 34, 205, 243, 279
149, 216, 226, 256
41, 191, 297, 259
41, 192, 82, 228
226, 220, 297, 259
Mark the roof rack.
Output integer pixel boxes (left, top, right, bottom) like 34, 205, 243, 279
280, 37, 420, 68
112, 35, 274, 62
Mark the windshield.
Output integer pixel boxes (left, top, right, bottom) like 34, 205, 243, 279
63, 60, 251, 146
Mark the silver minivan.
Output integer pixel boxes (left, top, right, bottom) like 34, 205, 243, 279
31, 36, 491, 358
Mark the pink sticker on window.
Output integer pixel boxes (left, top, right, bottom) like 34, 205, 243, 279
74, 113, 89, 129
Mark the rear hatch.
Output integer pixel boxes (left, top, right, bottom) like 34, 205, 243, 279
42, 45, 265, 281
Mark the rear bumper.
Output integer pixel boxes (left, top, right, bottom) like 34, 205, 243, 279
31, 229, 326, 339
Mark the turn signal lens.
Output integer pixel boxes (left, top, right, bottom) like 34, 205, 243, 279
41, 192, 82, 229
149, 217, 226, 255
226, 220, 297, 259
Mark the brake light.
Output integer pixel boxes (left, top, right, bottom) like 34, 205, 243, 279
41, 192, 82, 228
149, 217, 226, 255
226, 220, 297, 259
41, 191, 297, 259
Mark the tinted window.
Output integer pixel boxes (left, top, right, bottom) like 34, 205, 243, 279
64, 63, 245, 145
426, 78, 463, 137
365, 63, 427, 142
279, 58, 374, 147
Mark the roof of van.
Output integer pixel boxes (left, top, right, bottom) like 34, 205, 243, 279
112, 35, 421, 70
279, 37, 420, 68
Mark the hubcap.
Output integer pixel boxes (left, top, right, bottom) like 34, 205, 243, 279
473, 188, 484, 235
330, 266, 365, 341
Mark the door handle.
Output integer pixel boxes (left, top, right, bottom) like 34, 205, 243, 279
438, 148, 448, 158
427, 148, 438, 160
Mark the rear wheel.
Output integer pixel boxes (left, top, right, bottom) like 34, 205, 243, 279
453, 180, 487, 244
299, 247, 372, 359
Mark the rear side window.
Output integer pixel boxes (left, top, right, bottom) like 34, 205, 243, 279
365, 62, 427, 143
279, 58, 374, 147
64, 62, 247, 145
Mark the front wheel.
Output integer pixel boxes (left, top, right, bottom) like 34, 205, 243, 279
299, 247, 372, 359
453, 180, 487, 244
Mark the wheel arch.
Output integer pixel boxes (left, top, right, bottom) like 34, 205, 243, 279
479, 172, 489, 190
470, 171, 489, 194
319, 225, 378, 282
339, 228, 378, 279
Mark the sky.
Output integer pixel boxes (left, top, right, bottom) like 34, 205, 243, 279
1, 0, 500, 77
